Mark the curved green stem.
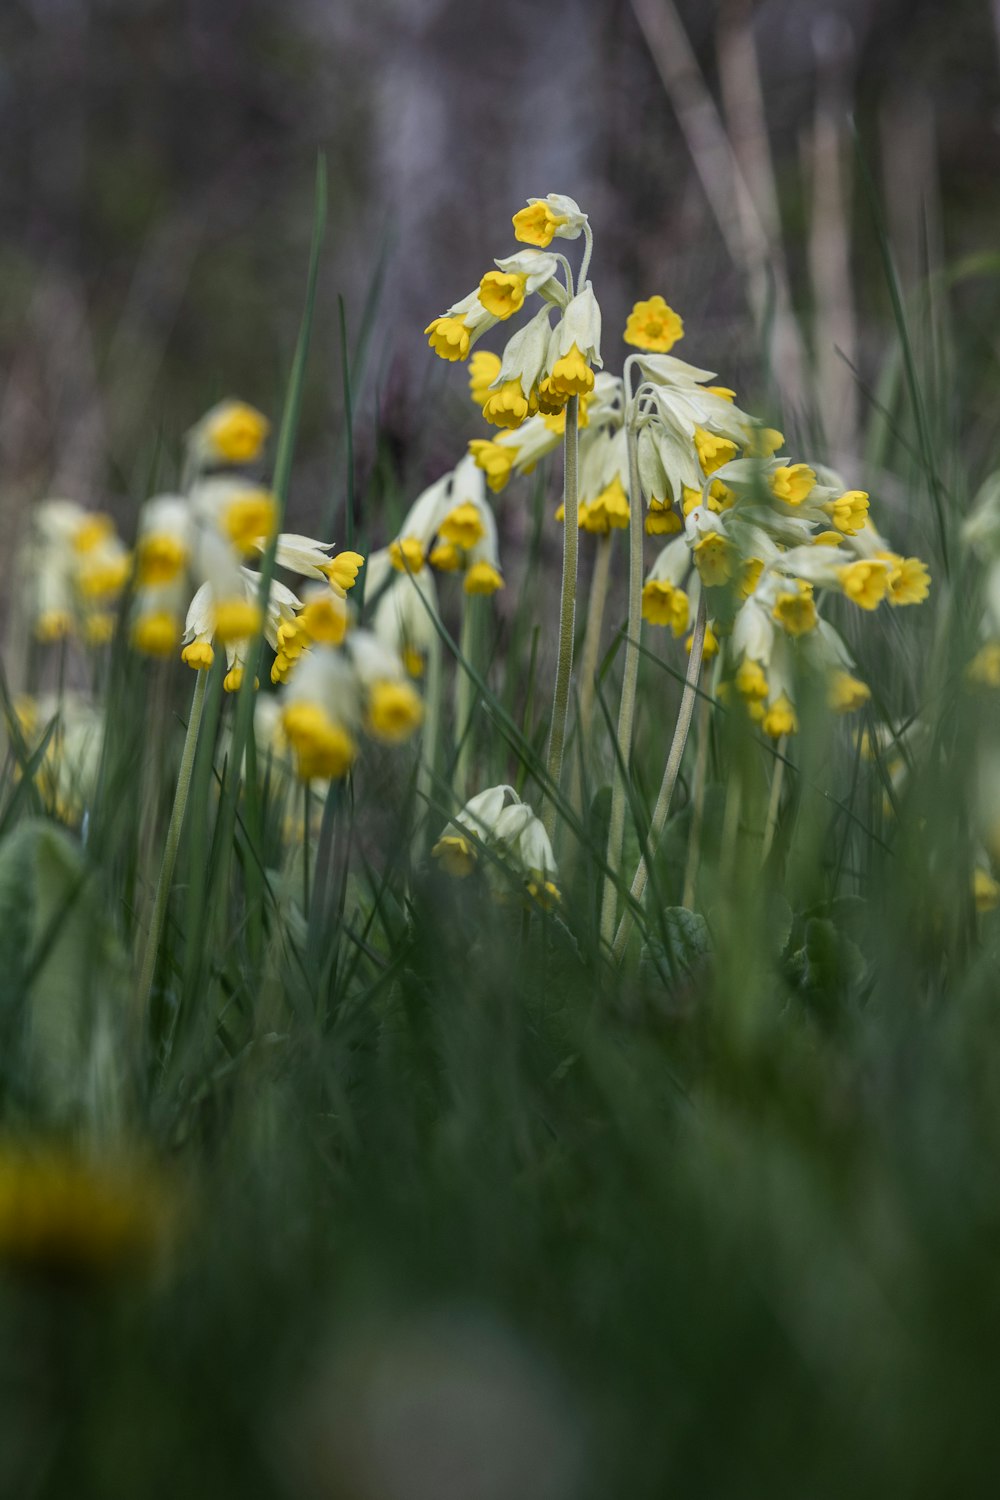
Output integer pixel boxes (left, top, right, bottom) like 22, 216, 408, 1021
136, 668, 208, 1025
612, 594, 707, 962
543, 395, 579, 836
568, 530, 614, 818
599, 381, 644, 944
761, 736, 787, 862
454, 593, 477, 802
578, 222, 594, 290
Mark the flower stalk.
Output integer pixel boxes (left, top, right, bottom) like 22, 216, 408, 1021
543, 394, 580, 834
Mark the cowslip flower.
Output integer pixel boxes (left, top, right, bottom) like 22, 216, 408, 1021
624, 296, 684, 353
186, 399, 270, 469
512, 193, 587, 248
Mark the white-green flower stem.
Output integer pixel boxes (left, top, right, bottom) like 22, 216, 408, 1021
599, 361, 644, 944
612, 592, 707, 963
413, 627, 443, 859
577, 222, 594, 291
543, 393, 580, 836
454, 593, 476, 802
761, 737, 787, 862
568, 530, 614, 822
136, 667, 208, 1022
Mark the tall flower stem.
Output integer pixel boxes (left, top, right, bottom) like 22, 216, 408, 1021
454, 592, 477, 802
761, 736, 787, 862
543, 394, 580, 836
612, 594, 707, 962
136, 668, 208, 1025
569, 530, 614, 816
412, 627, 443, 860
599, 369, 643, 944
682, 691, 711, 909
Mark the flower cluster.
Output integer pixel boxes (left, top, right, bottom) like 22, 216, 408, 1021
385, 454, 504, 597
26, 501, 131, 646
432, 784, 560, 906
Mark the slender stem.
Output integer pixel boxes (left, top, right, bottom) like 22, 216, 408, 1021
578, 222, 594, 290
761, 736, 786, 862
136, 669, 208, 1024
413, 629, 442, 859
612, 594, 707, 962
568, 530, 614, 817
599, 385, 643, 943
543, 395, 579, 836
682, 692, 711, 909
302, 779, 312, 916
454, 593, 476, 802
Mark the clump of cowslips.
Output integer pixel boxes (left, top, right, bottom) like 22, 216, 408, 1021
25, 501, 131, 646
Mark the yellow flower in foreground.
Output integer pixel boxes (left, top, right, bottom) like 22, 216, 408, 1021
469, 351, 502, 407
389, 537, 425, 573
582, 479, 630, 534
838, 560, 889, 610
763, 694, 798, 739
967, 642, 1000, 689
478, 271, 527, 319
974, 867, 1000, 912
469, 439, 516, 493
744, 426, 784, 458
181, 640, 215, 671
738, 557, 765, 599
366, 680, 424, 744
0, 1144, 174, 1276
772, 585, 817, 637
282, 702, 357, 781
548, 344, 593, 398
131, 611, 180, 657
692, 534, 735, 587
425, 316, 470, 362
137, 533, 188, 586
695, 427, 738, 476
828, 671, 871, 713
736, 659, 768, 702
512, 201, 566, 247
432, 832, 477, 877
641, 580, 689, 635
214, 598, 262, 644
482, 379, 531, 430
623, 296, 684, 352
220, 488, 276, 555
770, 464, 816, 505
429, 541, 462, 572
300, 591, 348, 646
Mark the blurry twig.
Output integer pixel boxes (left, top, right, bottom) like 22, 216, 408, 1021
630, 0, 807, 414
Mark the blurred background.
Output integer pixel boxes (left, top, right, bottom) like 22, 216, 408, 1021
0, 0, 998, 558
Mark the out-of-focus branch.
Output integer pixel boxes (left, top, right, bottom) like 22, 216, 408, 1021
629, 0, 807, 414
807, 17, 858, 469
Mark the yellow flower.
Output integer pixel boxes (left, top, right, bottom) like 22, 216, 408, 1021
535, 376, 569, 415
0, 1144, 174, 1276
77, 555, 130, 603
464, 562, 504, 595
542, 391, 591, 432
220, 489, 276, 556
974, 867, 1000, 913
131, 611, 180, 657
389, 537, 425, 573
687, 624, 719, 658
366, 680, 424, 743
527, 875, 561, 909
478, 271, 527, 319
482, 379, 531, 430
439, 501, 485, 550
512, 201, 566, 247
214, 598, 262, 644
469, 439, 516, 493
432, 832, 477, 877
35, 610, 73, 643
582, 478, 629, 534
736, 659, 768, 702
282, 702, 357, 781
707, 480, 735, 512
645, 500, 681, 536
763, 694, 798, 738
824, 489, 869, 535
548, 344, 593, 398
137, 534, 188, 586
814, 530, 843, 547
681, 485, 701, 517
300, 591, 348, 646
828, 670, 871, 713
325, 550, 365, 594
738, 557, 765, 599
770, 464, 816, 505
838, 559, 889, 610
223, 665, 258, 694
429, 541, 463, 572
967, 642, 1000, 688
695, 427, 737, 477
469, 351, 502, 406
425, 316, 471, 362
771, 584, 817, 636
181, 640, 215, 671
623, 296, 683, 352
641, 580, 689, 634
692, 534, 735, 587
72, 513, 115, 553
884, 554, 931, 606
201, 401, 270, 465
744, 426, 784, 458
